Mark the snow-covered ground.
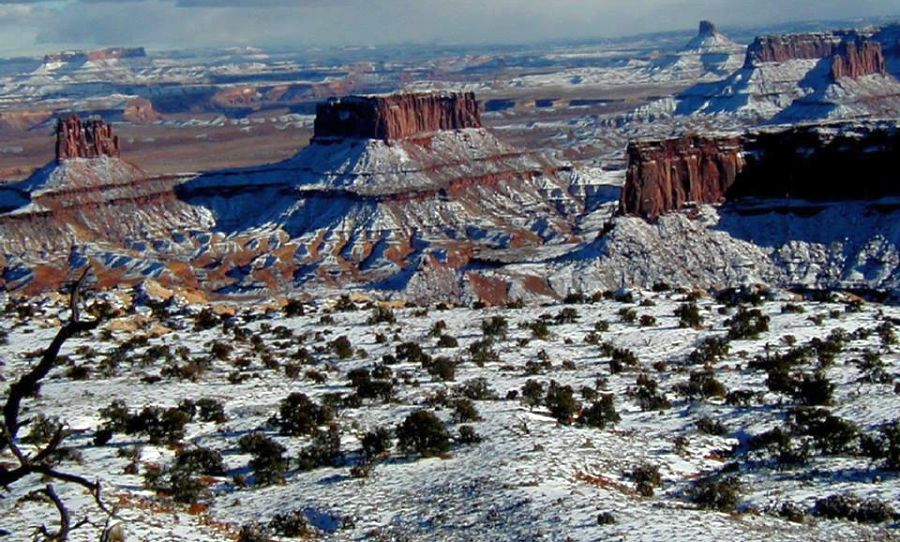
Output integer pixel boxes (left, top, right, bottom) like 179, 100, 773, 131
1, 288, 897, 541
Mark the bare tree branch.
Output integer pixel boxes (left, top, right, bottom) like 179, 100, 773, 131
0, 268, 112, 540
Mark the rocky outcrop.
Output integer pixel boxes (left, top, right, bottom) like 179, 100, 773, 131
698, 20, 718, 37
123, 98, 161, 123
831, 39, 886, 80
621, 122, 900, 220
313, 92, 481, 141
55, 115, 120, 162
621, 135, 744, 220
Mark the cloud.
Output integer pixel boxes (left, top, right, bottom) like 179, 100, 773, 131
0, 0, 897, 55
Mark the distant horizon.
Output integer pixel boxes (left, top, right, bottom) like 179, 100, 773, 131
0, 0, 897, 57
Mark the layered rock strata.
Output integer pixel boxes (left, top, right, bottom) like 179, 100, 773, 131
621, 122, 900, 220
313, 92, 481, 141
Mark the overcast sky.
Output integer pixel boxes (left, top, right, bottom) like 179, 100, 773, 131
0, 0, 897, 55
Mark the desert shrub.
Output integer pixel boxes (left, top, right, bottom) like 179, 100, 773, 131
396, 342, 431, 365
457, 425, 482, 445
861, 422, 900, 470
593, 320, 610, 333
396, 410, 451, 457
195, 398, 227, 423
238, 432, 288, 486
596, 512, 616, 525
688, 336, 731, 365
176, 446, 225, 476
791, 372, 834, 406
781, 303, 805, 314
630, 464, 662, 497
725, 389, 759, 407
691, 474, 742, 511
633, 374, 670, 411
618, 308, 637, 323
528, 320, 552, 340
429, 357, 457, 382
367, 306, 396, 325
675, 303, 703, 329
127, 406, 191, 445
520, 380, 545, 410
436, 334, 459, 348
674, 370, 726, 400
22, 414, 62, 446
361, 427, 393, 460
814, 494, 896, 523
329, 336, 354, 359
876, 321, 896, 346
726, 308, 770, 340
270, 510, 313, 537
429, 320, 448, 337
456, 378, 496, 401
578, 395, 619, 429
608, 347, 639, 375
297, 424, 342, 472
275, 392, 333, 436
284, 298, 305, 317
696, 416, 728, 436
481, 316, 509, 340
554, 308, 579, 325
639, 314, 657, 327
748, 426, 810, 467
452, 398, 481, 423
193, 308, 220, 331
614, 290, 635, 303
544, 381, 580, 424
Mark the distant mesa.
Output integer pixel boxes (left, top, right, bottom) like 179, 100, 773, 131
313, 92, 481, 142
55, 115, 120, 163
43, 47, 146, 64
744, 31, 886, 80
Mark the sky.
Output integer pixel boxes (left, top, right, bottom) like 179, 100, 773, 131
0, 0, 897, 55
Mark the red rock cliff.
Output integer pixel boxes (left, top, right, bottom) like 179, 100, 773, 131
620, 135, 744, 221
55, 115, 120, 163
745, 33, 842, 66
831, 39, 886, 80
313, 92, 481, 141
621, 123, 900, 220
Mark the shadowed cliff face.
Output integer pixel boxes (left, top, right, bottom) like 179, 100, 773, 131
830, 39, 886, 80
313, 92, 481, 141
621, 136, 744, 221
621, 123, 900, 220
55, 115, 120, 163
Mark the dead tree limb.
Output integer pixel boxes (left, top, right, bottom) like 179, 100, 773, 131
0, 269, 110, 540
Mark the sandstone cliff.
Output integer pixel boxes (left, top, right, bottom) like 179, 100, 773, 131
55, 115, 120, 163
621, 135, 744, 221
744, 33, 841, 66
621, 123, 900, 220
313, 92, 481, 141
830, 39, 886, 80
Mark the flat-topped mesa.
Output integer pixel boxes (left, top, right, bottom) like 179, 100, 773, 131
55, 115, 120, 163
831, 38, 886, 80
745, 33, 840, 66
43, 47, 146, 64
621, 135, 744, 221
313, 92, 481, 142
